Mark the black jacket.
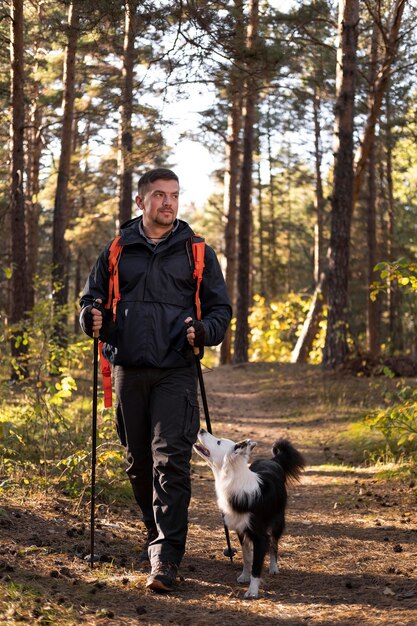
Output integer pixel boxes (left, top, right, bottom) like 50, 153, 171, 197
80, 218, 232, 368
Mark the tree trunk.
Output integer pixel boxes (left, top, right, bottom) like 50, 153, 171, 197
9, 0, 28, 376
52, 0, 80, 337
26, 2, 44, 311
73, 252, 82, 335
26, 103, 42, 311
266, 105, 278, 297
313, 82, 324, 286
257, 136, 266, 297
352, 0, 406, 209
118, 0, 137, 225
385, 89, 402, 353
285, 146, 292, 293
365, 22, 380, 357
233, 0, 259, 364
322, 0, 359, 369
220, 85, 242, 365
291, 272, 328, 363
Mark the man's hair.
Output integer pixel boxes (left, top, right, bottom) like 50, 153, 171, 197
137, 168, 179, 196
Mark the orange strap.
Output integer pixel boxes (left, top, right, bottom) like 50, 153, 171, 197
106, 235, 123, 321
192, 240, 205, 320
98, 340, 113, 408
99, 235, 123, 409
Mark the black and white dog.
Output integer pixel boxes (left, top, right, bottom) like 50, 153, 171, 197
194, 428, 305, 598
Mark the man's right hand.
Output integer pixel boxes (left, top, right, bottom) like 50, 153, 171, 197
84, 299, 103, 336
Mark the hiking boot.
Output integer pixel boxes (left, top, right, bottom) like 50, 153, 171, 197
146, 561, 178, 592
137, 527, 158, 571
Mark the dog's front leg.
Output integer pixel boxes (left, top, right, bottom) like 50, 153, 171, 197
236, 533, 251, 584
244, 534, 267, 599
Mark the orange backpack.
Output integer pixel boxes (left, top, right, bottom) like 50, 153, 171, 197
99, 235, 205, 408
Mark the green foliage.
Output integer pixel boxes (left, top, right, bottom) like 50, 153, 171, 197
248, 293, 325, 363
362, 257, 417, 467
0, 289, 126, 502
365, 383, 417, 464
339, 419, 388, 464
371, 258, 417, 301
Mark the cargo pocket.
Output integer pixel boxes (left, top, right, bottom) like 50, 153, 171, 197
183, 388, 200, 444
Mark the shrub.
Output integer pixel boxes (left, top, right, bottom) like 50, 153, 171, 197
248, 293, 325, 363
365, 382, 417, 464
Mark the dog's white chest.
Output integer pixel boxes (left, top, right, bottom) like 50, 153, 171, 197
214, 463, 260, 535
222, 508, 251, 534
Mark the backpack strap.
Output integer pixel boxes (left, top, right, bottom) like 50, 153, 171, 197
190, 235, 206, 321
98, 235, 123, 409
106, 235, 123, 322
98, 341, 113, 408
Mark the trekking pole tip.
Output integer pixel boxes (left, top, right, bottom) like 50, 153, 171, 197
223, 546, 237, 562
84, 553, 100, 565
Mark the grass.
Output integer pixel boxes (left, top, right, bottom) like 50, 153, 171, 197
0, 579, 81, 625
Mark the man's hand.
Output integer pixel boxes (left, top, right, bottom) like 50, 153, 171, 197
84, 299, 103, 337
184, 317, 205, 348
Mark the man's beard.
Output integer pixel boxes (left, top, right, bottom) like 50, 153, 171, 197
155, 212, 175, 226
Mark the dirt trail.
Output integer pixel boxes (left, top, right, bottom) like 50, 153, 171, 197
1, 363, 416, 625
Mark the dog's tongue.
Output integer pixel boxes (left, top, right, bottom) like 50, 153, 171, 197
193, 443, 210, 457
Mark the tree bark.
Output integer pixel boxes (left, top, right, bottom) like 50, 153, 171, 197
266, 105, 278, 297
352, 0, 406, 209
385, 88, 403, 352
291, 272, 328, 363
118, 0, 137, 225
365, 22, 380, 357
233, 0, 259, 364
322, 0, 359, 369
9, 0, 28, 375
256, 135, 266, 297
26, 1, 44, 310
220, 85, 242, 365
52, 0, 80, 336
313, 82, 325, 286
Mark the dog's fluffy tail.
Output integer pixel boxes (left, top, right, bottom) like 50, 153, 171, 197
272, 438, 305, 482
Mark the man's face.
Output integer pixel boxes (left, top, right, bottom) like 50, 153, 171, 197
135, 179, 179, 230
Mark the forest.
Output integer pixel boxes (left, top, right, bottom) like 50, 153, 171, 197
1, 2, 417, 623
1, 0, 417, 473
2, 0, 417, 372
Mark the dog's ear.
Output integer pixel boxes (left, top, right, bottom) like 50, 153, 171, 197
233, 440, 257, 457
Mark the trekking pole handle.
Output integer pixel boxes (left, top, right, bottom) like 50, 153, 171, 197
92, 299, 103, 339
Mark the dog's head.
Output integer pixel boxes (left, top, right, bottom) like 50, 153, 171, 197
194, 428, 257, 473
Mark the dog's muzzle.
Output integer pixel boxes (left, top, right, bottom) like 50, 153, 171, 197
193, 442, 210, 457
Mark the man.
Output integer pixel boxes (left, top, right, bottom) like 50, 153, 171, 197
79, 168, 231, 592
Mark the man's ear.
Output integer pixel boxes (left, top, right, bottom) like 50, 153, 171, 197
135, 195, 143, 210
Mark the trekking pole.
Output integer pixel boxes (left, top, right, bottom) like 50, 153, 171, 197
86, 301, 100, 568
193, 347, 237, 563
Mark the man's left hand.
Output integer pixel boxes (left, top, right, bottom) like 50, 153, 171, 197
184, 317, 205, 348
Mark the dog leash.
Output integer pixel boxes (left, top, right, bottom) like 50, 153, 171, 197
194, 349, 237, 563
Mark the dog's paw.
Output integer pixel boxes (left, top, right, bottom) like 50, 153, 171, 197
269, 563, 279, 575
237, 571, 251, 584
243, 577, 260, 598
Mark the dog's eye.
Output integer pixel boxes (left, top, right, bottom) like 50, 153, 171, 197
217, 440, 221, 445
